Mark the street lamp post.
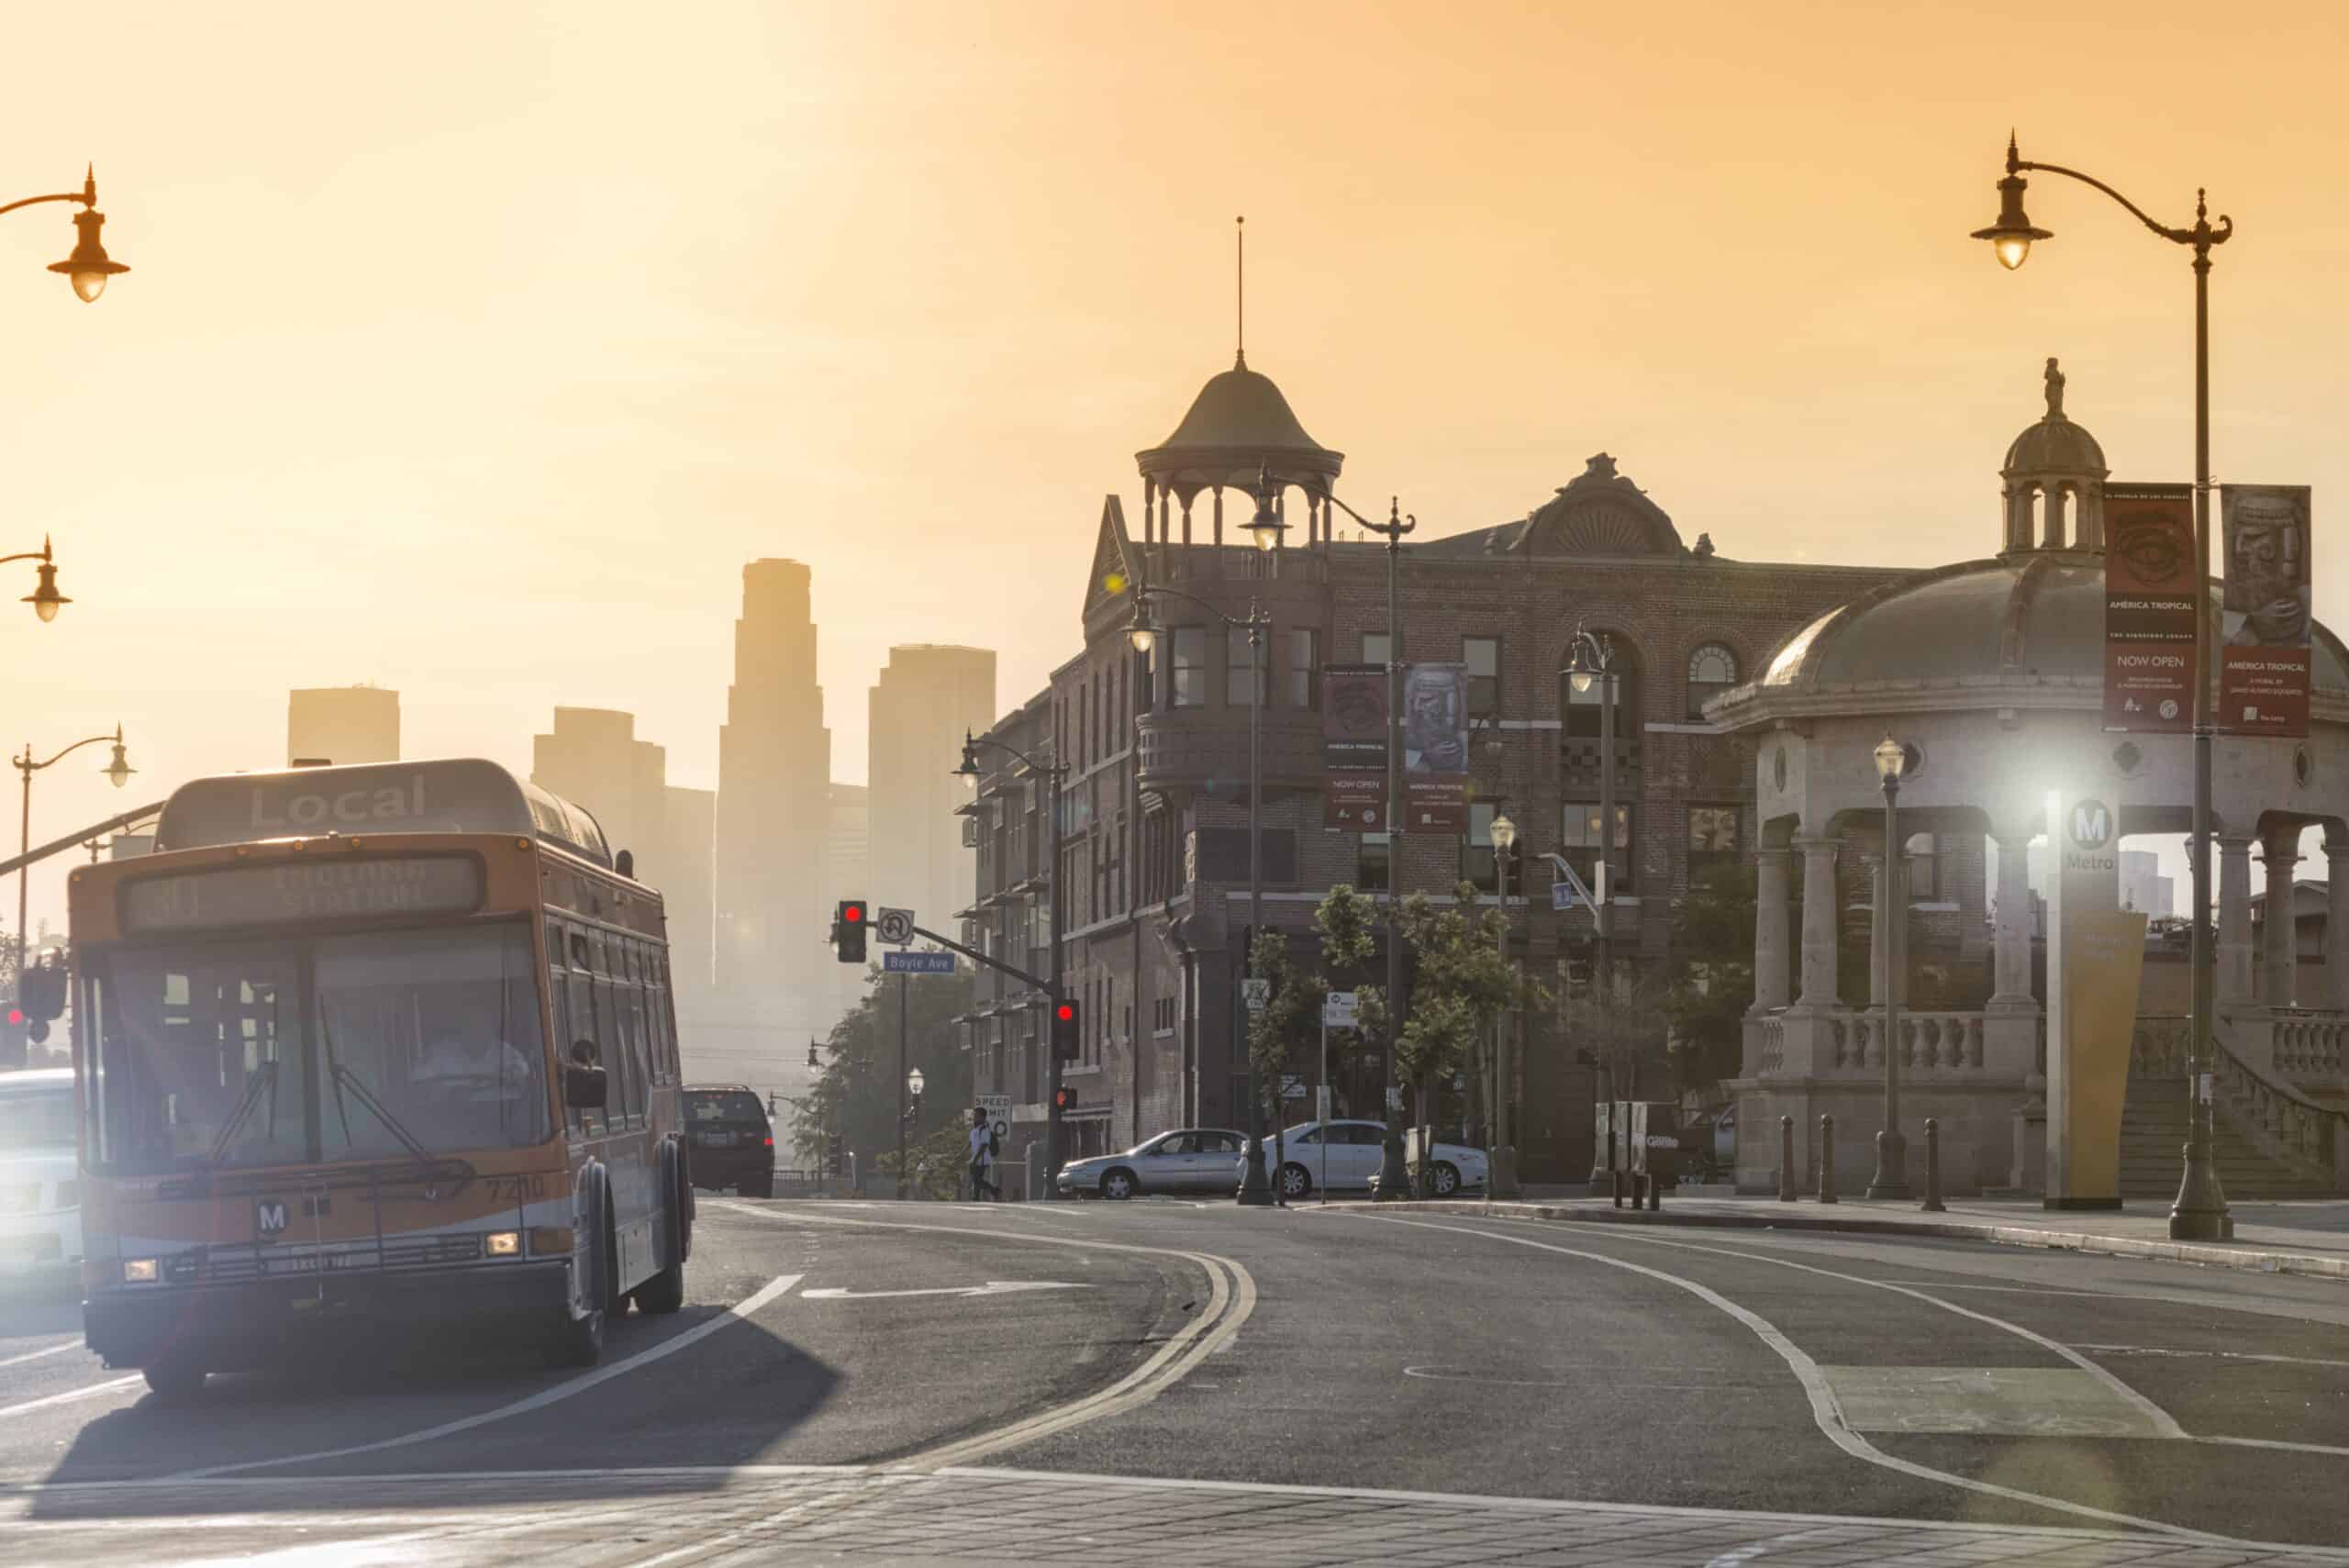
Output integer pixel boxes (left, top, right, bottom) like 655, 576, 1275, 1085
1868, 736, 1912, 1199
1972, 134, 2233, 1242
957, 732, 1069, 1190
0, 539, 70, 623
1250, 467, 1419, 1198
0, 166, 128, 303
1128, 562, 1276, 1207
1565, 624, 1619, 1186
1488, 811, 1520, 1198
13, 726, 131, 1062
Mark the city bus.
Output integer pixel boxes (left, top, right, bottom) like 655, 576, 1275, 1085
67, 758, 693, 1399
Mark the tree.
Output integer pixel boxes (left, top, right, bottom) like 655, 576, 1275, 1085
1314, 884, 1389, 1120
1246, 926, 1325, 1136
791, 960, 974, 1177
1658, 860, 1755, 1099
1392, 883, 1545, 1195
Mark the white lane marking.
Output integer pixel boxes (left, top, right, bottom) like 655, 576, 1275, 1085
169, 1273, 803, 1479
0, 1373, 144, 1420
0, 1338, 83, 1371
2201, 1433, 2349, 1459
1355, 1216, 2225, 1543
1583, 1228, 2187, 1440
711, 1200, 1257, 1469
2076, 1343, 2349, 1372
799, 1281, 1090, 1301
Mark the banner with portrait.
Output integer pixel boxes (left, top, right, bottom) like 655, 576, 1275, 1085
1402, 662, 1470, 834
2220, 484, 2313, 738
2101, 484, 2196, 734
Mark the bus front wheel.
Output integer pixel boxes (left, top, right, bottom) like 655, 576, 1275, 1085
142, 1359, 206, 1403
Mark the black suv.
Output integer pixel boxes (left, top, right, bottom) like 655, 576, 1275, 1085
682, 1084, 776, 1197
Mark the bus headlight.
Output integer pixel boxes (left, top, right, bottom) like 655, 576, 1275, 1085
484, 1231, 521, 1257
122, 1258, 159, 1284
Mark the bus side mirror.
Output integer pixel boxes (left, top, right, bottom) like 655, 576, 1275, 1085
565, 1063, 608, 1109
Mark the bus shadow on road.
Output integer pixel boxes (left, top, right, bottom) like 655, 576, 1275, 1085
29, 1305, 843, 1511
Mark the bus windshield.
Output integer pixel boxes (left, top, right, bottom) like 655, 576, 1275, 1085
83, 922, 551, 1174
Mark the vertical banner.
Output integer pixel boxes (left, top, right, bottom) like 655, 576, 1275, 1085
1322, 662, 1387, 829
2220, 484, 2313, 738
2102, 484, 2197, 733
1402, 662, 1471, 834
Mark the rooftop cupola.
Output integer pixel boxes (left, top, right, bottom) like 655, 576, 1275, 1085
2001, 356, 2110, 553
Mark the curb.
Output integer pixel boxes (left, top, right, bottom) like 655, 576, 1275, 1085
1397, 1200, 2349, 1281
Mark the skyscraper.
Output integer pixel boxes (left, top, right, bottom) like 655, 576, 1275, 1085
288, 685, 399, 766
868, 645, 996, 929
716, 560, 832, 1028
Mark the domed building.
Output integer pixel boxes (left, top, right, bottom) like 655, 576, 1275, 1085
1711, 361, 2349, 1199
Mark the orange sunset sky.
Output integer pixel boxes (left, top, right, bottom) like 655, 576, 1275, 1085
6, 1, 2348, 931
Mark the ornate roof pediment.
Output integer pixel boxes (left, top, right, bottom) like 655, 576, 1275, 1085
1507, 453, 1686, 557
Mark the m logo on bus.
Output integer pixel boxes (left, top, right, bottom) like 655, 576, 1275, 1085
256, 1199, 289, 1239
2069, 799, 2114, 851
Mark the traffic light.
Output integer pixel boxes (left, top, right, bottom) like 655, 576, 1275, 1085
833, 899, 867, 963
826, 1131, 844, 1175
1050, 998, 1079, 1060
1052, 1084, 1076, 1112
20, 961, 65, 1025
0, 1004, 24, 1068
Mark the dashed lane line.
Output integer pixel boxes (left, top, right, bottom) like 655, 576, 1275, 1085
1350, 1214, 2229, 1543
0, 1338, 84, 1371
165, 1273, 804, 1480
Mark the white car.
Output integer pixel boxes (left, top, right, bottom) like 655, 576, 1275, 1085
0, 1068, 81, 1281
1246, 1119, 1489, 1200
1058, 1129, 1248, 1200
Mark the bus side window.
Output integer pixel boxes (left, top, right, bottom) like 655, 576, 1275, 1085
546, 925, 577, 1134
589, 931, 634, 1123
567, 935, 601, 1136
622, 940, 651, 1102
658, 953, 680, 1079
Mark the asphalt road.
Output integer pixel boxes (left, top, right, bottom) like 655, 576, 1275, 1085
4, 1197, 2347, 1565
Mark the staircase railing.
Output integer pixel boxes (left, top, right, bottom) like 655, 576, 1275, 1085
2211, 1028, 2349, 1190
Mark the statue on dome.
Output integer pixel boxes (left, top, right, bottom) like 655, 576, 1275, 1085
2044, 356, 2065, 418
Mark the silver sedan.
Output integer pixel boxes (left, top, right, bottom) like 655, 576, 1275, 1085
1057, 1129, 1249, 1199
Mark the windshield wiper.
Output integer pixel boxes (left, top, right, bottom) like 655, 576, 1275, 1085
318, 1012, 434, 1164
205, 1060, 280, 1168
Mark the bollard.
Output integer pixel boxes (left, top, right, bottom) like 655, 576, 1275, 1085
1818, 1114, 1838, 1204
1777, 1115, 1798, 1202
1922, 1118, 1947, 1212
1611, 1169, 1624, 1208
1647, 1166, 1662, 1211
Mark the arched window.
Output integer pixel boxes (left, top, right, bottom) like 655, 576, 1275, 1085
1686, 642, 1739, 719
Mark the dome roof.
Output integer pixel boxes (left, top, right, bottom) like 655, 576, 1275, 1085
1137, 351, 1343, 500
1760, 552, 2349, 695
2003, 356, 2108, 475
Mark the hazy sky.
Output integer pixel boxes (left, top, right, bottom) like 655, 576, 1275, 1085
8, 1, 2349, 931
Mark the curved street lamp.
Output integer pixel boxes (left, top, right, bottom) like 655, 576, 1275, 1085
1487, 811, 1520, 1199
1126, 579, 1278, 1207
1249, 464, 1419, 1198
0, 538, 69, 624
13, 725, 132, 1047
1868, 735, 1911, 1199
954, 728, 1071, 1189
2, 166, 129, 303
1972, 132, 2232, 1242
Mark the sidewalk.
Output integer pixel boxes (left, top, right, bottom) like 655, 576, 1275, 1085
1409, 1187, 2349, 1280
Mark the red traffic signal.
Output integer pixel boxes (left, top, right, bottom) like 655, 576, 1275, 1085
5, 1008, 19, 1028
1050, 998, 1079, 1060
833, 899, 868, 963
841, 904, 863, 923
1052, 1084, 1076, 1112
1053, 1001, 1074, 1024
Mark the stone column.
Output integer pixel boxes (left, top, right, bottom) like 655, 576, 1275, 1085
1753, 846, 1791, 1011
2261, 829, 2302, 1008
1988, 826, 2035, 1008
2327, 831, 2349, 1012
1795, 835, 1839, 1009
2217, 836, 2255, 1004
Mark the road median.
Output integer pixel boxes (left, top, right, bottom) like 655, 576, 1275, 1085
1371, 1195, 2349, 1281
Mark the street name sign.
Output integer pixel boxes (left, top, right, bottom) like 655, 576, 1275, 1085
883, 951, 955, 974
875, 906, 915, 945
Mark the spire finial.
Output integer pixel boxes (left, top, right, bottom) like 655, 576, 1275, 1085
1235, 215, 1245, 369
2043, 355, 2065, 417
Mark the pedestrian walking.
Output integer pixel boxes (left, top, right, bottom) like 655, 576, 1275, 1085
967, 1108, 1001, 1201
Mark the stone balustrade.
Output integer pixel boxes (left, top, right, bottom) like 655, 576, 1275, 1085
1830, 1011, 1987, 1073
2214, 1040, 2349, 1188
2270, 1013, 2349, 1095
1754, 1015, 1786, 1075
2131, 1014, 2191, 1079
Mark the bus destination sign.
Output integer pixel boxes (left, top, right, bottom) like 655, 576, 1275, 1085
123, 855, 484, 934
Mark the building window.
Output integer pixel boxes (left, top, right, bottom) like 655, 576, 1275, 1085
1363, 632, 1391, 666
1561, 642, 1639, 739
1171, 627, 1207, 707
1904, 831, 1938, 902
1686, 642, 1739, 719
1559, 801, 1633, 893
1289, 628, 1319, 709
1227, 626, 1266, 707
1465, 637, 1500, 718
1359, 832, 1391, 892
1688, 806, 1740, 882
1462, 801, 1499, 892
